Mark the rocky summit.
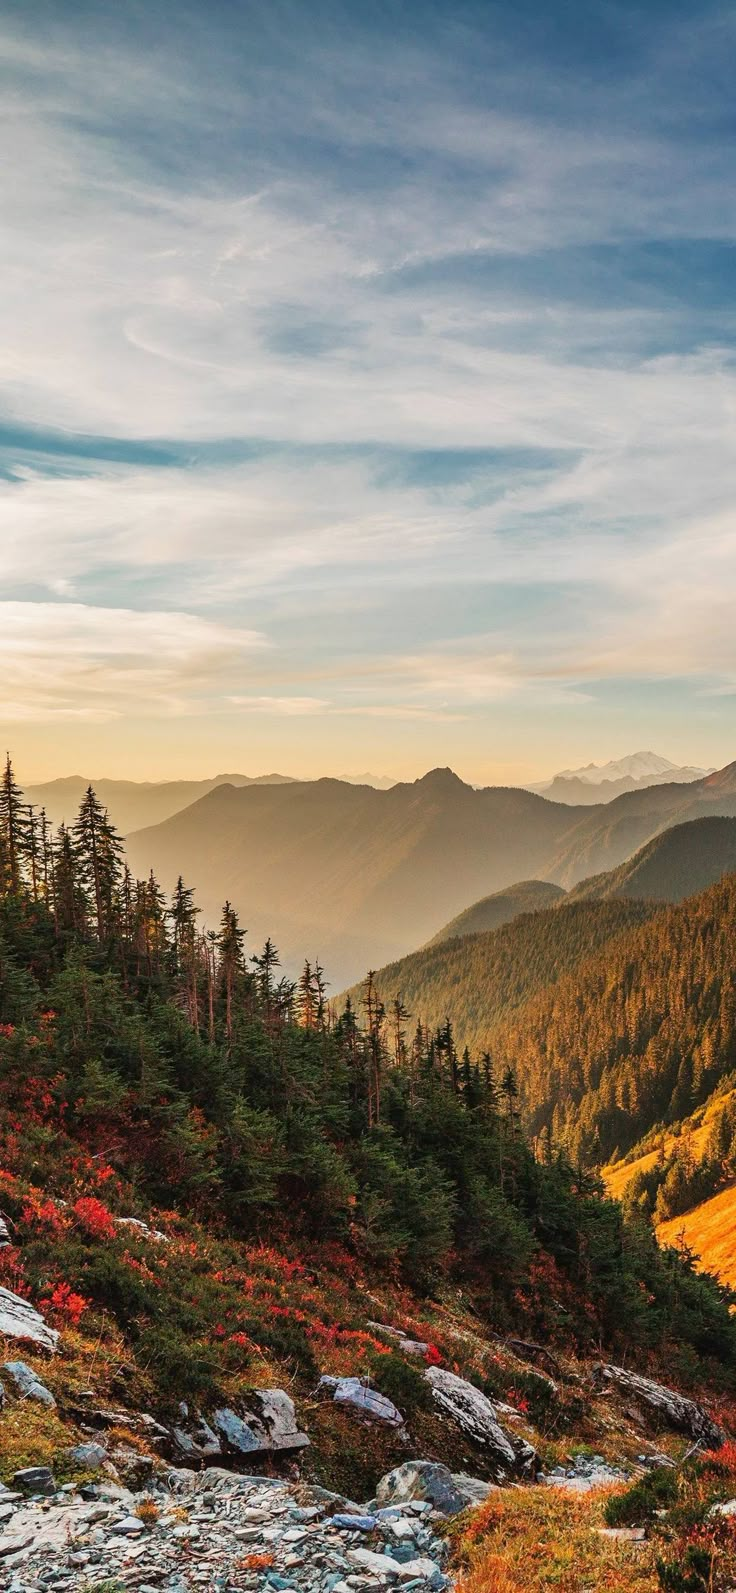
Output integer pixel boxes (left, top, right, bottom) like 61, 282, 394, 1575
0, 1465, 454, 1593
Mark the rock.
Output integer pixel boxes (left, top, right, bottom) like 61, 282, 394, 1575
595, 1364, 723, 1448
108, 1448, 155, 1488
366, 1323, 430, 1356
0, 1215, 11, 1248
212, 1406, 261, 1454
319, 1375, 404, 1426
710, 1498, 736, 1517
0, 1287, 58, 1353
332, 1514, 379, 1531
347, 1546, 403, 1579
396, 1558, 446, 1587
115, 1216, 169, 1243
111, 1514, 145, 1535
1, 1360, 56, 1407
210, 1389, 309, 1457
67, 1442, 108, 1470
12, 1467, 55, 1497
425, 1368, 538, 1478
374, 1460, 496, 1517
172, 1408, 222, 1460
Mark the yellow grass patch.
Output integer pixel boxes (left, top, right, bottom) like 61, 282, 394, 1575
658, 1182, 736, 1289
451, 1486, 659, 1593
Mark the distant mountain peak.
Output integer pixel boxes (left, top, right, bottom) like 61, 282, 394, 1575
416, 767, 467, 791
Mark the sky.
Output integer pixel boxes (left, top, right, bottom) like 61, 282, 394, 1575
1, 0, 735, 786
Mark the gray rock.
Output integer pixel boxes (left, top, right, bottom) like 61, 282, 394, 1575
12, 1467, 56, 1497
595, 1363, 723, 1449
172, 1410, 222, 1460
332, 1514, 379, 1531
67, 1442, 108, 1470
111, 1514, 145, 1534
0, 1214, 11, 1247
374, 1460, 495, 1517
212, 1407, 263, 1454
1, 1360, 56, 1407
425, 1368, 538, 1478
0, 1287, 58, 1353
319, 1375, 404, 1426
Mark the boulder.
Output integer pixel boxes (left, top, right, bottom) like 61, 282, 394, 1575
67, 1443, 108, 1471
211, 1389, 309, 1456
1, 1361, 56, 1408
425, 1367, 538, 1478
115, 1216, 169, 1244
0, 1287, 58, 1353
319, 1375, 404, 1426
0, 1215, 11, 1248
172, 1406, 222, 1461
366, 1322, 430, 1356
13, 1467, 56, 1497
374, 1460, 496, 1517
595, 1364, 723, 1449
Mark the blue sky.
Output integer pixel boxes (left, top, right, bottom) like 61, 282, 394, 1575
1, 0, 735, 782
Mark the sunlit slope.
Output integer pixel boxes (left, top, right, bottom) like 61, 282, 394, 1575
604, 1091, 736, 1201
658, 1186, 736, 1290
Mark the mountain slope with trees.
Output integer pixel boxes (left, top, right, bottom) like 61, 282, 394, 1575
343, 898, 658, 1056
427, 880, 565, 944
1, 753, 734, 1444
567, 816, 736, 904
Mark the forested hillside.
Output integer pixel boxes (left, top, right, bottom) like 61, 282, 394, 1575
344, 898, 659, 1057
427, 879, 565, 944
490, 876, 736, 1164
567, 817, 736, 904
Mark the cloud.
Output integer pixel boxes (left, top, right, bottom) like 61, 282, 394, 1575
0, 602, 267, 723
0, 1, 735, 757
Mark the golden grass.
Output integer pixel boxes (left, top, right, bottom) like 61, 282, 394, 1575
451, 1486, 659, 1593
604, 1090, 736, 1202
658, 1182, 736, 1288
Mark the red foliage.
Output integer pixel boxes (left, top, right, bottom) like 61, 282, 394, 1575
40, 1281, 89, 1326
424, 1343, 443, 1366
72, 1195, 116, 1239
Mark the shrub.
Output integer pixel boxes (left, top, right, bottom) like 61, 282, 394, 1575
604, 1466, 678, 1527
369, 1349, 432, 1419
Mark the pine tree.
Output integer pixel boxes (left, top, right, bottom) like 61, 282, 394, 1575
219, 901, 245, 1045
0, 755, 28, 895
73, 787, 124, 941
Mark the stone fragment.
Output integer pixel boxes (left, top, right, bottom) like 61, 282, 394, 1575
1, 1360, 56, 1407
12, 1466, 56, 1496
425, 1367, 538, 1478
374, 1460, 495, 1517
0, 1287, 58, 1352
594, 1364, 723, 1448
67, 1442, 108, 1470
332, 1515, 379, 1532
320, 1375, 404, 1426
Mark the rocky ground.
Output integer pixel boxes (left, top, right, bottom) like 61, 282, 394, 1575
0, 1459, 484, 1593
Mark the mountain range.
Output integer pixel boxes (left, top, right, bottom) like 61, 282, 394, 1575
122, 757, 736, 985
23, 771, 295, 835
529, 750, 713, 805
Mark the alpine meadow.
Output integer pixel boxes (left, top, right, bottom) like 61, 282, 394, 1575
1, 3, 736, 1592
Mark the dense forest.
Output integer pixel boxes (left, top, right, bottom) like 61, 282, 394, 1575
488, 877, 736, 1165
344, 898, 659, 1057
1, 756, 736, 1410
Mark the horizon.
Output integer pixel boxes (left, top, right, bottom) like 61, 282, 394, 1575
12, 746, 730, 792
2, 0, 735, 780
